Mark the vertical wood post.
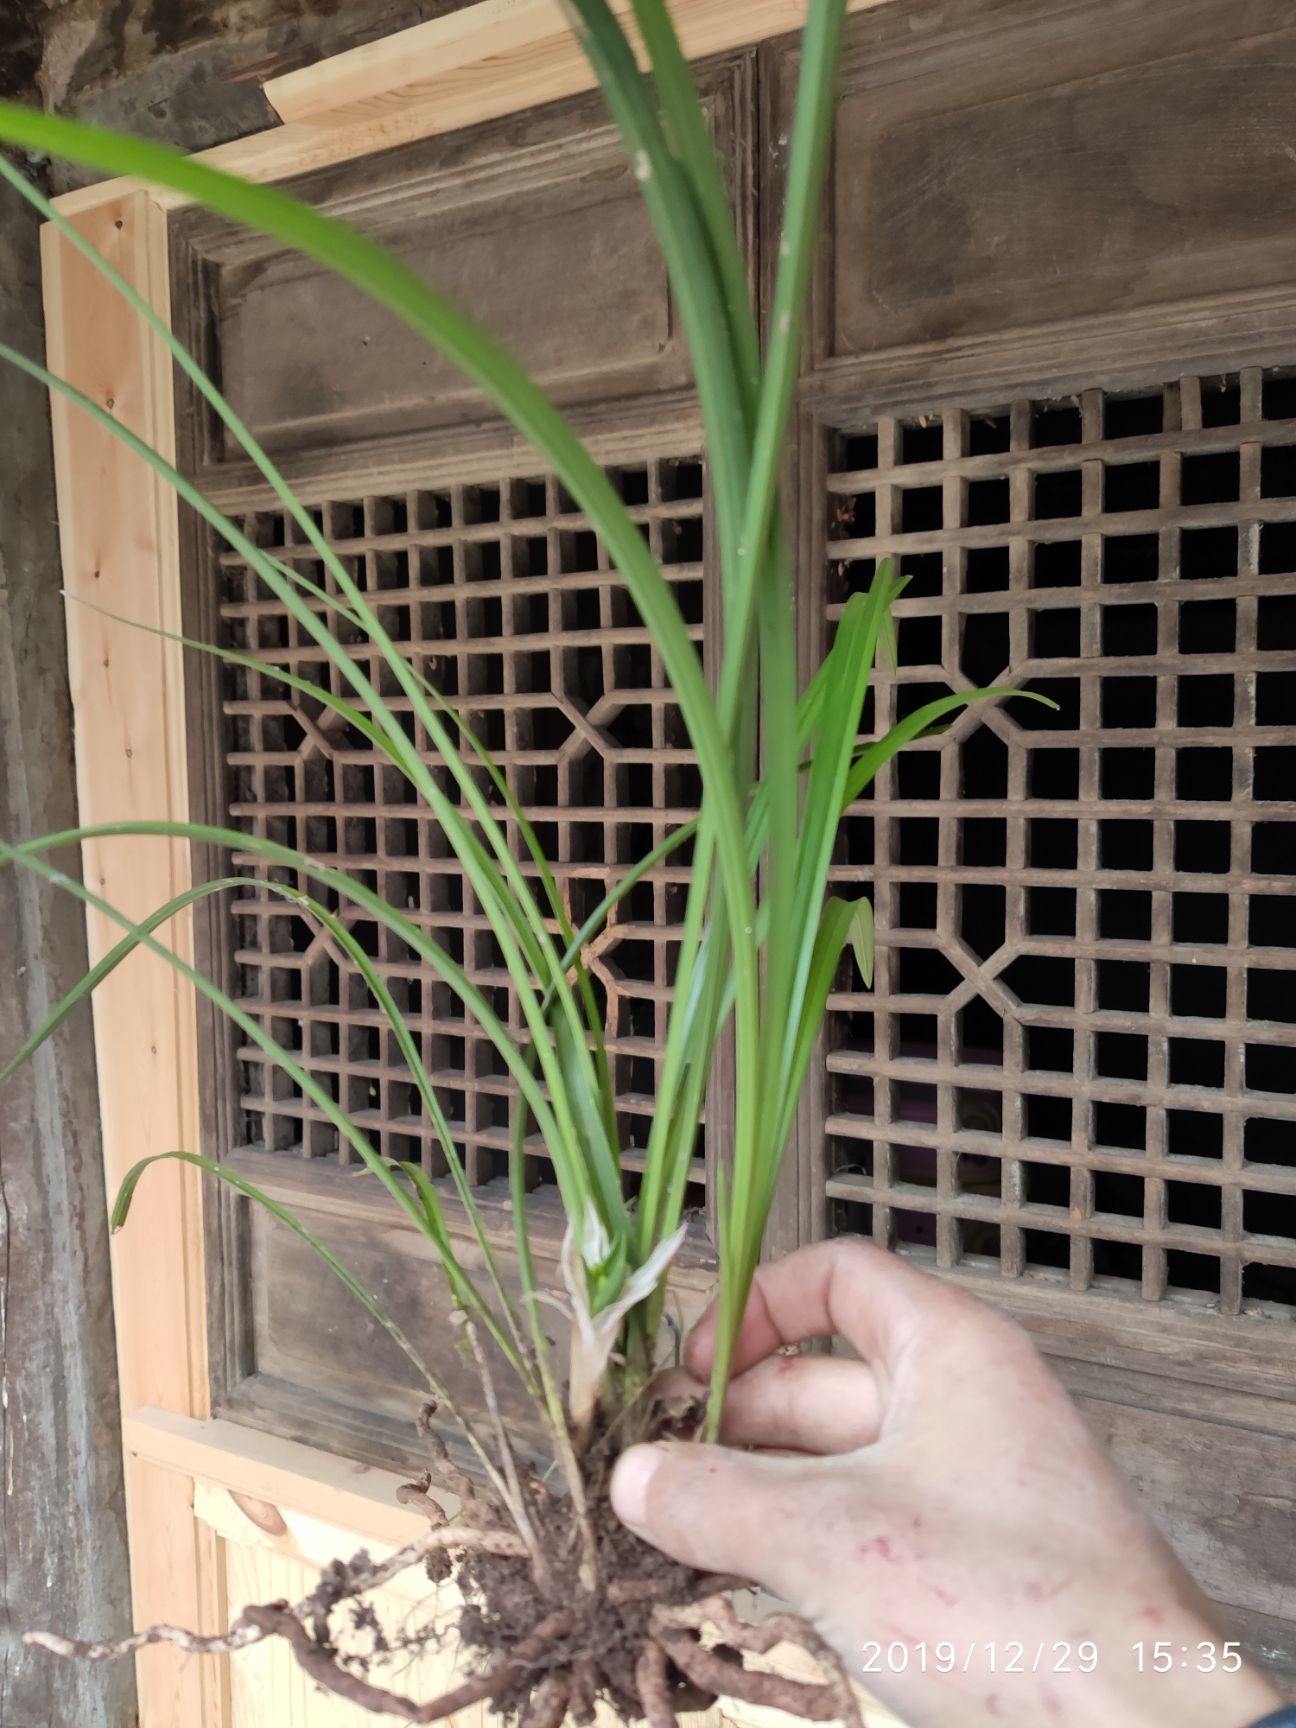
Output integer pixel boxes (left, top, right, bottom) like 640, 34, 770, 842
41, 189, 227, 1728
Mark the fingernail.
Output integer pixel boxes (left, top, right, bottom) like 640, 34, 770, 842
610, 1444, 661, 1528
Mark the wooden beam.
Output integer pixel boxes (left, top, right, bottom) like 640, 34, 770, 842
42, 190, 223, 1728
126, 1408, 431, 1548
52, 0, 895, 218
264, 0, 863, 125
263, 0, 631, 124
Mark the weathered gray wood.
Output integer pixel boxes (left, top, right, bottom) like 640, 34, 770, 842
226, 1149, 715, 1470
1054, 1358, 1296, 1688
171, 55, 754, 464
1076, 1395, 1296, 1686
0, 173, 135, 1728
780, 0, 1296, 368
1221, 1604, 1296, 1692
760, 0, 1296, 417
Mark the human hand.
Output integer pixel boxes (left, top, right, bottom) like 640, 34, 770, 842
610, 1240, 1285, 1728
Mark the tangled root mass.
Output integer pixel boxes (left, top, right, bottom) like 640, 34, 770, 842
26, 1413, 860, 1728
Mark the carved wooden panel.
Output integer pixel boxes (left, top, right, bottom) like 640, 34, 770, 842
813, 364, 1296, 1335
170, 57, 753, 464
768, 0, 1296, 375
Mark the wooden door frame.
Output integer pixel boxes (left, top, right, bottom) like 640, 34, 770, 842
38, 3, 894, 1722
51, 0, 1296, 1712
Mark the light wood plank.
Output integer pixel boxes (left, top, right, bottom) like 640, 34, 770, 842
42, 190, 219, 1727
264, 0, 863, 125
42, 192, 206, 1419
222, 1535, 488, 1728
51, 0, 896, 218
127, 1458, 231, 1727
126, 1407, 433, 1548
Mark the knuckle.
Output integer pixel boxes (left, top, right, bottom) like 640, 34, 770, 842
826, 1235, 879, 1273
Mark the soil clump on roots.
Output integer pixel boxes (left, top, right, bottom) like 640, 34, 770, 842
456, 1466, 707, 1724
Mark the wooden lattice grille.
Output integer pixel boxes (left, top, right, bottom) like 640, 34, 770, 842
822, 367, 1296, 1317
217, 453, 707, 1201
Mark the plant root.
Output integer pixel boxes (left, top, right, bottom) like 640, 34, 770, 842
22, 1523, 526, 1664
26, 1460, 860, 1728
653, 1595, 863, 1728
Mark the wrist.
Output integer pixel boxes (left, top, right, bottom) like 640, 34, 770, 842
1032, 1593, 1281, 1728
1109, 1623, 1284, 1728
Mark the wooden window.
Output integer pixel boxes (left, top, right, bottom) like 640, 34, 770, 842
183, 446, 723, 1463
172, 59, 751, 1457
812, 373, 1296, 1320
211, 455, 710, 1203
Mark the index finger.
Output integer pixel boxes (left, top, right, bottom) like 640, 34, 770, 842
685, 1237, 970, 1379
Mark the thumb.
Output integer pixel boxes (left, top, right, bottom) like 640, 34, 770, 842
609, 1441, 814, 1589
